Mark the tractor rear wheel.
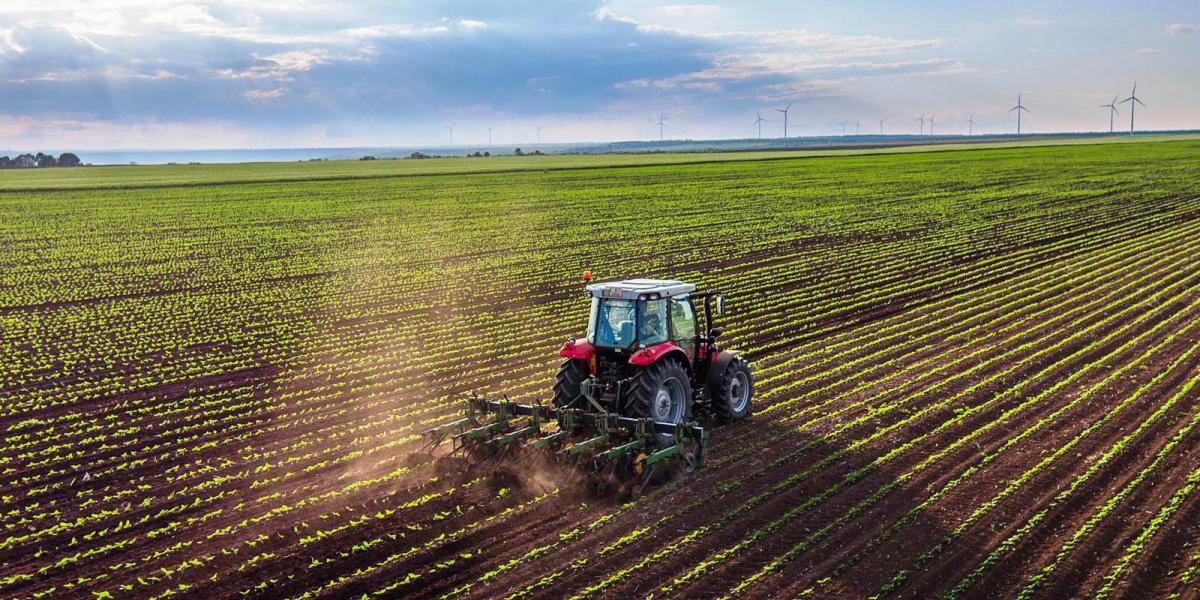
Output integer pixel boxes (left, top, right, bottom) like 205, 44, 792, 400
626, 358, 692, 426
712, 356, 753, 422
553, 358, 589, 409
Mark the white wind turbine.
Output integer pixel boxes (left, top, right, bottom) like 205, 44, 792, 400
1101, 95, 1119, 134
776, 102, 794, 138
1119, 82, 1145, 135
1009, 94, 1029, 135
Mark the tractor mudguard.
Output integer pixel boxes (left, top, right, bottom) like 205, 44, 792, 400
706, 350, 742, 389
559, 339, 595, 360
629, 341, 689, 367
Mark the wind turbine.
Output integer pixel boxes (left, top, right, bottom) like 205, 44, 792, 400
655, 113, 667, 141
776, 102, 794, 138
487, 127, 493, 146
928, 115, 936, 136
837, 120, 848, 136
915, 113, 926, 135
535, 124, 542, 144
966, 113, 976, 136
854, 119, 860, 136
1009, 94, 1029, 135
752, 111, 767, 139
876, 117, 886, 135
448, 124, 454, 146
1119, 82, 1145, 135
1101, 96, 1120, 134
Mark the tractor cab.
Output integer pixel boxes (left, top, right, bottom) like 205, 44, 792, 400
585, 279, 698, 354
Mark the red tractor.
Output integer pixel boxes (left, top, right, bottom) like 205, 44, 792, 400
555, 276, 753, 428
423, 275, 752, 491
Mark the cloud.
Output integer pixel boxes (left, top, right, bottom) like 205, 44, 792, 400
259, 49, 330, 72
597, 10, 955, 103
1134, 47, 1166, 55
0, 24, 116, 82
1015, 18, 1053, 27
339, 24, 450, 39
0, 1, 978, 147
660, 5, 721, 17
1166, 23, 1198, 34
216, 49, 336, 81
245, 87, 286, 100
526, 74, 560, 93
142, 4, 227, 34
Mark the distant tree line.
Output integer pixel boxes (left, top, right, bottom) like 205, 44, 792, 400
357, 149, 547, 161
0, 152, 83, 168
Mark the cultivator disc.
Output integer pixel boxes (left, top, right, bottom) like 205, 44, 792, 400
422, 394, 707, 496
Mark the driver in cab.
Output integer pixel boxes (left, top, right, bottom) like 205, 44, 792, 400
641, 311, 666, 343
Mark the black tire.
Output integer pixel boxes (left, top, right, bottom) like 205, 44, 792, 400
625, 358, 692, 425
553, 358, 589, 409
712, 357, 753, 422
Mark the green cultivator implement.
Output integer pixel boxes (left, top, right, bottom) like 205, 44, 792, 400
425, 394, 709, 496
424, 275, 753, 496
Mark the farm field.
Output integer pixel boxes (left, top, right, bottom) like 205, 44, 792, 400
2, 139, 1200, 598
1, 132, 1195, 191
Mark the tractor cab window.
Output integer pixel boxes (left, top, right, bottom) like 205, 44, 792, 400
588, 298, 636, 348
640, 299, 669, 346
670, 296, 697, 342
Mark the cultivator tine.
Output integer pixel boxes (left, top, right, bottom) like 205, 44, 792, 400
562, 434, 608, 457
634, 463, 658, 498
423, 417, 473, 450
429, 417, 472, 437
528, 429, 571, 450
692, 426, 708, 467
491, 420, 542, 447
598, 438, 644, 463
641, 442, 683, 469
458, 419, 508, 442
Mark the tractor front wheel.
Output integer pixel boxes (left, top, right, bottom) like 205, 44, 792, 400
553, 358, 589, 409
712, 356, 753, 422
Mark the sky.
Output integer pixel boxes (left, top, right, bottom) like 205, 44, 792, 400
0, 0, 1197, 150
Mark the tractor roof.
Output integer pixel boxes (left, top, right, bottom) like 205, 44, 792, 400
585, 278, 696, 300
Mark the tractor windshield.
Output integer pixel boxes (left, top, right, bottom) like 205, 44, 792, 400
588, 297, 669, 348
